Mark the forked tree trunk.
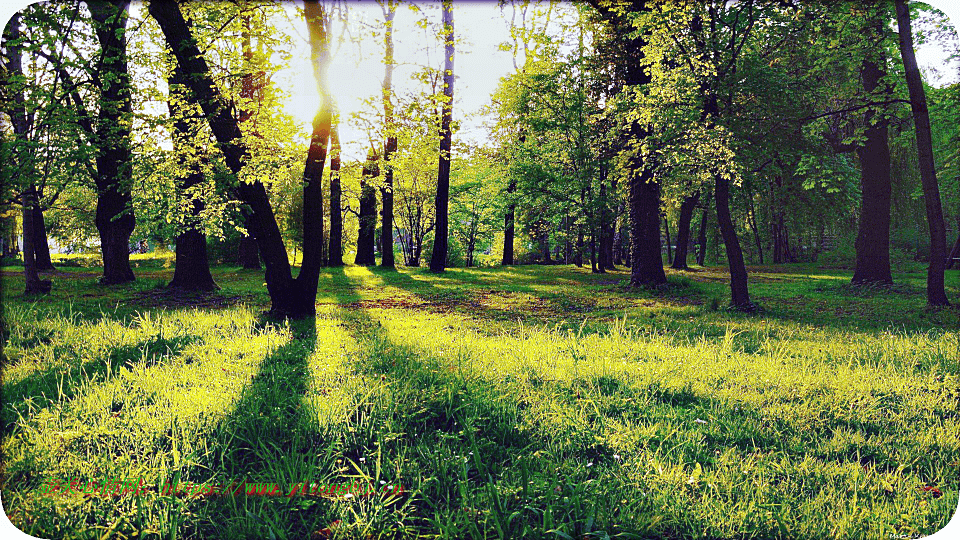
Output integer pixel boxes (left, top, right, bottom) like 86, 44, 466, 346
430, 0, 454, 273
895, 0, 949, 306
22, 187, 51, 294
151, 0, 329, 318
672, 192, 700, 270
355, 152, 379, 266
328, 125, 344, 267
90, 0, 135, 285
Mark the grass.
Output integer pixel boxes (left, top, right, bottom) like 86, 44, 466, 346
1, 261, 959, 539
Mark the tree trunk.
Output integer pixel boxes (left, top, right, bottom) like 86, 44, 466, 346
663, 214, 673, 266
355, 151, 379, 266
895, 0, 949, 306
629, 170, 667, 286
852, 41, 893, 285
239, 234, 261, 269
430, 0, 454, 273
947, 228, 960, 270
167, 66, 216, 291
33, 202, 55, 272
696, 207, 708, 266
502, 180, 516, 265
22, 187, 51, 294
716, 172, 753, 309
328, 125, 343, 267
380, 2, 397, 269
90, 0, 136, 285
747, 194, 764, 265
672, 193, 699, 270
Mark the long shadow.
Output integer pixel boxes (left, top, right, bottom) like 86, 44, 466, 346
1, 334, 198, 433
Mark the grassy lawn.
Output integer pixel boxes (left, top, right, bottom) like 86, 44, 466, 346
1, 262, 959, 539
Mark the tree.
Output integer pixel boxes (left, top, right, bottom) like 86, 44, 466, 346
589, 0, 667, 287
355, 148, 379, 266
149, 0, 327, 317
379, 0, 398, 268
851, 10, 894, 286
166, 65, 216, 291
328, 123, 344, 266
89, 0, 136, 284
894, 0, 950, 306
429, 0, 455, 273
2, 14, 51, 294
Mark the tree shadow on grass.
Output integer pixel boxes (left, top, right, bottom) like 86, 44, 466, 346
1, 334, 198, 433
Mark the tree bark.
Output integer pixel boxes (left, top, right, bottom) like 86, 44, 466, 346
89, 0, 136, 285
430, 0, 454, 273
33, 203, 55, 272
629, 170, 667, 286
672, 192, 699, 270
895, 0, 949, 306
167, 66, 216, 291
502, 178, 516, 265
328, 125, 344, 267
663, 214, 672, 266
355, 151, 379, 266
696, 207, 708, 266
852, 36, 893, 285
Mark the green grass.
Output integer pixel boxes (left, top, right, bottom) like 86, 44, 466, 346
1, 262, 959, 539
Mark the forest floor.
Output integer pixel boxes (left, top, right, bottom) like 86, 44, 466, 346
2, 261, 959, 539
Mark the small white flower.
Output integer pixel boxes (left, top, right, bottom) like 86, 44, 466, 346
694, 418, 708, 424
613, 454, 622, 462
343, 493, 355, 499
359, 457, 366, 462
587, 462, 594, 467
380, 480, 386, 485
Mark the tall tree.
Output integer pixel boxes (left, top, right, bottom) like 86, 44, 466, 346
895, 0, 949, 306
429, 0, 455, 273
380, 0, 398, 268
851, 13, 894, 286
2, 14, 50, 293
88, 0, 136, 284
238, 13, 262, 270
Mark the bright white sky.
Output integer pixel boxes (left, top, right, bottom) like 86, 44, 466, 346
0, 0, 958, 163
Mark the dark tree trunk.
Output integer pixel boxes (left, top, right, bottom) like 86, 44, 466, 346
574, 226, 584, 267
541, 228, 552, 264
356, 152, 379, 266
380, 2, 397, 269
716, 173, 753, 309
167, 66, 216, 291
696, 207, 709, 266
663, 214, 673, 266
22, 187, 51, 294
502, 179, 516, 265
672, 193, 699, 270
4, 14, 52, 291
90, 0, 135, 285
33, 202, 55, 272
328, 126, 343, 267
896, 0, 949, 306
629, 171, 666, 286
852, 42, 893, 285
239, 234, 261, 269
430, 0, 454, 273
